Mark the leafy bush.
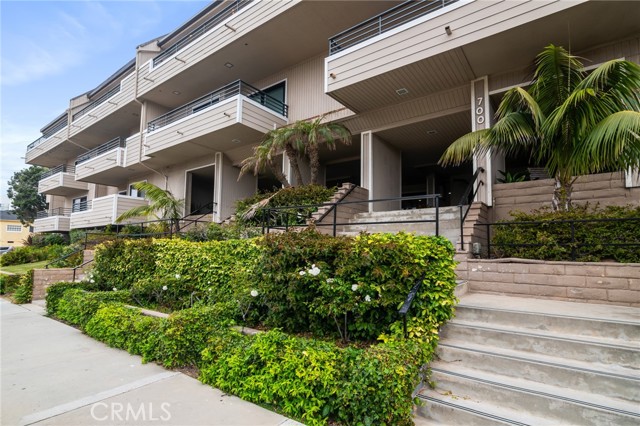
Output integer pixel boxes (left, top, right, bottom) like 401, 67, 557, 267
257, 230, 457, 341
0, 274, 22, 295
200, 330, 433, 426
91, 239, 157, 290
45, 281, 96, 315
55, 289, 131, 327
0, 245, 63, 266
11, 270, 34, 304
492, 204, 640, 262
130, 275, 197, 311
32, 233, 68, 247
85, 304, 165, 363
46, 244, 83, 268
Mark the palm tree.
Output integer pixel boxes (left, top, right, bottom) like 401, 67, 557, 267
284, 115, 352, 185
440, 44, 640, 210
240, 131, 292, 188
116, 182, 185, 234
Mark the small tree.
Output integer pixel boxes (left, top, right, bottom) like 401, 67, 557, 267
240, 131, 293, 188
7, 166, 48, 225
116, 182, 185, 234
439, 44, 640, 210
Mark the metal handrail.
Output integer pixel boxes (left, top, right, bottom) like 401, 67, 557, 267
75, 137, 125, 165
329, 0, 459, 55
261, 193, 442, 237
178, 201, 217, 231
457, 167, 484, 251
27, 117, 68, 151
36, 207, 73, 218
72, 200, 92, 213
399, 277, 423, 338
479, 217, 640, 261
153, 0, 253, 67
147, 80, 288, 131
72, 84, 121, 121
40, 164, 76, 180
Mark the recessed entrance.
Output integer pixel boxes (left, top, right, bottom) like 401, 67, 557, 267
186, 165, 215, 215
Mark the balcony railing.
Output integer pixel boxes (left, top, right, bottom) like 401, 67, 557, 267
153, 0, 253, 67
72, 85, 121, 121
40, 164, 76, 180
329, 0, 459, 55
37, 208, 72, 218
147, 80, 288, 131
27, 116, 68, 151
72, 200, 92, 213
75, 137, 125, 165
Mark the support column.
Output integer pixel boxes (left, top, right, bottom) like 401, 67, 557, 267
214, 152, 257, 222
360, 130, 401, 212
471, 76, 504, 206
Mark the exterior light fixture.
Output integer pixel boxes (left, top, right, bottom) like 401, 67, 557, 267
225, 62, 234, 68
172, 91, 181, 95
232, 139, 241, 144
426, 130, 438, 135
396, 88, 409, 95
445, 26, 452, 36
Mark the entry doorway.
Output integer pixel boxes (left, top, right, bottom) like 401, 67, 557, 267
186, 165, 215, 215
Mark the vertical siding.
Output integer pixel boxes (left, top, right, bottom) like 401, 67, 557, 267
252, 54, 353, 123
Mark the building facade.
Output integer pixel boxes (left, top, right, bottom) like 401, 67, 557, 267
0, 211, 32, 247
26, 0, 640, 233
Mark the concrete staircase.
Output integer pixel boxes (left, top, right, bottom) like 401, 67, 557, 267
338, 206, 464, 247
415, 293, 640, 425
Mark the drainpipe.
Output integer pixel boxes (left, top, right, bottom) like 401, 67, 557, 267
133, 46, 168, 190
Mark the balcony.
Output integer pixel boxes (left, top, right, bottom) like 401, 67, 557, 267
69, 71, 139, 147
38, 165, 88, 196
75, 137, 129, 185
325, 0, 590, 112
33, 208, 72, 233
70, 195, 149, 229
25, 117, 72, 167
144, 80, 288, 165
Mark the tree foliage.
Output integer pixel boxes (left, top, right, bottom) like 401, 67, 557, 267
115, 182, 185, 232
440, 44, 640, 210
6, 166, 47, 225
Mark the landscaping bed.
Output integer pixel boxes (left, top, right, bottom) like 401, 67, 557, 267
45, 231, 458, 425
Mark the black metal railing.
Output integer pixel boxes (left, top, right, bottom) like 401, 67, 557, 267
478, 217, 640, 261
329, 0, 459, 55
399, 277, 423, 338
153, 0, 253, 67
260, 193, 442, 237
40, 164, 76, 180
72, 84, 121, 121
75, 137, 125, 166
36, 208, 73, 218
458, 167, 484, 251
27, 117, 68, 151
72, 200, 92, 213
179, 201, 217, 231
147, 80, 288, 131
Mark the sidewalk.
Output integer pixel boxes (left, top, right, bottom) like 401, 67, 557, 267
0, 299, 303, 426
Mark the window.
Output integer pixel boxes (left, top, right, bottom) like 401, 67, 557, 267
129, 183, 146, 198
6, 225, 22, 232
72, 196, 88, 212
250, 81, 286, 115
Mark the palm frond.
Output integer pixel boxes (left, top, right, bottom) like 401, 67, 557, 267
439, 129, 490, 166
531, 44, 584, 115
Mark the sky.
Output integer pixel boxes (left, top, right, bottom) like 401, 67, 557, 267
0, 0, 211, 209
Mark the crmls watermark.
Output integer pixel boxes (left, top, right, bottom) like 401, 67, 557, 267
90, 402, 171, 422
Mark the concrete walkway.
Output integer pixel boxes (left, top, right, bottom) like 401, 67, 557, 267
0, 299, 303, 426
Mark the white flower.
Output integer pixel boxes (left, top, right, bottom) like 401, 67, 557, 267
208, 288, 212, 292
326, 278, 335, 283
250, 289, 259, 297
175, 274, 181, 279
299, 271, 306, 276
365, 295, 371, 302
162, 285, 168, 291
351, 284, 359, 291
90, 279, 95, 283
112, 287, 117, 291
309, 266, 321, 276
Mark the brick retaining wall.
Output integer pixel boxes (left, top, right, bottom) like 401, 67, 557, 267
32, 269, 76, 300
456, 258, 640, 307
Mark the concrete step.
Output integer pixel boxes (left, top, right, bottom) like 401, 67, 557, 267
436, 342, 640, 403
440, 321, 639, 369
424, 367, 639, 425
351, 207, 462, 222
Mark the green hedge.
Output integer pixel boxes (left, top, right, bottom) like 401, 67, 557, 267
493, 205, 640, 262
0, 274, 22, 295
11, 270, 34, 304
200, 330, 432, 426
0, 245, 64, 267
45, 281, 96, 315
54, 289, 132, 327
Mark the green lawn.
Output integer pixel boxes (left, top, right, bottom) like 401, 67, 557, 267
0, 260, 49, 274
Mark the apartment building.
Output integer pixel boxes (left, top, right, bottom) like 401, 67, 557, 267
27, 0, 640, 233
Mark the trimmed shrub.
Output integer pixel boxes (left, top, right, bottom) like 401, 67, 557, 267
45, 281, 96, 316
11, 270, 34, 304
0, 245, 64, 266
492, 204, 640, 262
56, 289, 131, 327
0, 274, 22, 295
91, 239, 157, 290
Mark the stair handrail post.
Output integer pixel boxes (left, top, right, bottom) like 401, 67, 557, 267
332, 202, 338, 237
485, 223, 491, 259
261, 208, 266, 235
435, 195, 440, 236
459, 204, 465, 251
570, 220, 576, 261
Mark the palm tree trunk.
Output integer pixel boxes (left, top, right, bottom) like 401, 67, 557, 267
308, 144, 320, 185
552, 176, 573, 211
268, 159, 291, 188
284, 143, 305, 186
